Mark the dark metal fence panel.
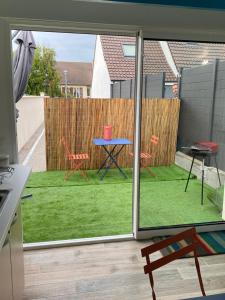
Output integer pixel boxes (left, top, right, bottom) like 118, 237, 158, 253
111, 72, 165, 99
131, 79, 135, 98
164, 85, 174, 98
178, 60, 225, 171
121, 79, 132, 98
142, 75, 146, 98
145, 73, 165, 98
111, 81, 121, 98
212, 60, 225, 170
178, 63, 215, 148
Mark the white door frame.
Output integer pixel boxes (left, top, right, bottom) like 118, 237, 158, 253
3, 17, 139, 249
1, 17, 225, 249
0, 19, 18, 164
132, 30, 143, 239
133, 35, 225, 239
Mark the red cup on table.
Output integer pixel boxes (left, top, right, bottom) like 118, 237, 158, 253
103, 125, 112, 140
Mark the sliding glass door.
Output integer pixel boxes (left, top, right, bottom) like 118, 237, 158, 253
133, 36, 225, 239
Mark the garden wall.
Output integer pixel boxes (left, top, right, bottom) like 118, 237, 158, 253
44, 98, 180, 170
178, 60, 225, 171
16, 95, 44, 151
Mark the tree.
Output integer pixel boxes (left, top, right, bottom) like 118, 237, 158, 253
26, 46, 61, 97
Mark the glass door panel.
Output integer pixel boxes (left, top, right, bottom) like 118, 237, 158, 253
136, 38, 225, 237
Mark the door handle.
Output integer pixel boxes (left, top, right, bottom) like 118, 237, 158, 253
11, 213, 18, 226
3, 232, 10, 247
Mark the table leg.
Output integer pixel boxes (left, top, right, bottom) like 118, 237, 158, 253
185, 155, 195, 192
106, 145, 127, 178
100, 163, 112, 180
201, 158, 204, 205
99, 146, 116, 180
214, 156, 222, 186
100, 145, 127, 180
97, 145, 117, 174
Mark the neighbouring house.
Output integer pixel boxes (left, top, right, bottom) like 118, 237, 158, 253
91, 35, 225, 98
91, 35, 176, 98
56, 61, 93, 98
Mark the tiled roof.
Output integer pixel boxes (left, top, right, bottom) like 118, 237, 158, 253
100, 35, 136, 81
143, 41, 176, 82
100, 35, 176, 82
56, 61, 92, 86
168, 42, 225, 70
100, 36, 225, 83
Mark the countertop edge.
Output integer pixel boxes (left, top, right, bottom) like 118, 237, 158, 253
0, 165, 31, 249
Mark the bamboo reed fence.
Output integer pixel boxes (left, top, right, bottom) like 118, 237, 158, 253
44, 98, 180, 170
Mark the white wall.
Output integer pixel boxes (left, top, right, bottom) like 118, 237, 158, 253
0, 20, 18, 163
159, 41, 179, 77
60, 85, 90, 98
16, 96, 44, 151
91, 35, 111, 98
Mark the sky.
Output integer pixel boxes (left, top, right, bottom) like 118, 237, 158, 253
13, 31, 96, 62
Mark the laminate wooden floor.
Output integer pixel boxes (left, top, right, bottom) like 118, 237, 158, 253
23, 240, 225, 300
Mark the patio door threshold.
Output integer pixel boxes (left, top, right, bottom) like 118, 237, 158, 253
23, 234, 134, 251
136, 222, 225, 239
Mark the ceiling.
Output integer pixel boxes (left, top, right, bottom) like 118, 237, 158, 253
1, 0, 225, 42
105, 0, 225, 10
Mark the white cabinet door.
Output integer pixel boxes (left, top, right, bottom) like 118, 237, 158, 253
10, 205, 24, 300
0, 232, 13, 300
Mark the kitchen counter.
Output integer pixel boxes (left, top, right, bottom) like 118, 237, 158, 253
0, 164, 31, 249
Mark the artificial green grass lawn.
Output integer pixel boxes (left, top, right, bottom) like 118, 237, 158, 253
26, 164, 194, 187
22, 165, 222, 243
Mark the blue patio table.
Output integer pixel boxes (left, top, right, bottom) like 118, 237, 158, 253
184, 293, 225, 299
93, 138, 133, 180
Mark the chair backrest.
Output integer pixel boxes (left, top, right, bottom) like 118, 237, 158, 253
60, 137, 72, 158
151, 135, 159, 145
141, 228, 212, 300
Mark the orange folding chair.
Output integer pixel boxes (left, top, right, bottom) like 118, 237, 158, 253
60, 137, 89, 180
130, 135, 159, 176
141, 228, 212, 300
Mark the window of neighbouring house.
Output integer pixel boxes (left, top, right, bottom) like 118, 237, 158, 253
74, 87, 82, 98
122, 44, 136, 57
185, 42, 200, 47
74, 88, 78, 97
87, 87, 90, 97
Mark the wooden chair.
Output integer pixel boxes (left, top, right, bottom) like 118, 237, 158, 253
141, 228, 212, 300
60, 137, 89, 180
130, 135, 159, 176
